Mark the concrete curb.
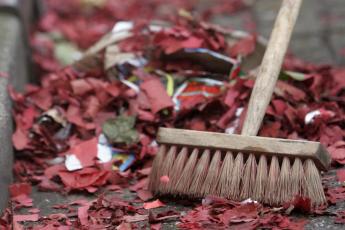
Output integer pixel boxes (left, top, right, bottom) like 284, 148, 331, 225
0, 0, 38, 213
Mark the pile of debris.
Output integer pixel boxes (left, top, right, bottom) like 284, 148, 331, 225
1, 0, 345, 229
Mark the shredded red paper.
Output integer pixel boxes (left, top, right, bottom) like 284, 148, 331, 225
140, 77, 174, 114
143, 199, 165, 210
337, 169, 345, 183
335, 211, 345, 224
9, 183, 32, 198
2, 0, 345, 229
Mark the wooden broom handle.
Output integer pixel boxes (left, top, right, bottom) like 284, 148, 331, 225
241, 0, 303, 136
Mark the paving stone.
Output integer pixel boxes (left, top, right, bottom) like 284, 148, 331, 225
211, 10, 255, 31
210, 0, 337, 64
250, 0, 345, 66
250, 0, 279, 37
253, 0, 324, 37
329, 31, 345, 66
30, 187, 95, 216
290, 33, 335, 64
306, 218, 344, 230
320, 0, 345, 31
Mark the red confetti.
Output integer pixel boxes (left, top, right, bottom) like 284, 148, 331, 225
65, 138, 98, 171
284, 196, 312, 214
137, 189, 153, 201
58, 168, 109, 190
9, 183, 32, 198
3, 0, 345, 229
123, 214, 148, 223
143, 200, 165, 210
159, 175, 170, 183
13, 214, 39, 222
328, 142, 345, 165
78, 205, 90, 226
337, 169, 345, 183
219, 203, 258, 224
224, 89, 239, 107
229, 35, 256, 57
140, 77, 174, 114
12, 128, 29, 151
335, 211, 345, 224
12, 194, 33, 208
326, 187, 345, 204
0, 71, 8, 78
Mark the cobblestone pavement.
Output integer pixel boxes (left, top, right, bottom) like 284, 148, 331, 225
210, 0, 345, 66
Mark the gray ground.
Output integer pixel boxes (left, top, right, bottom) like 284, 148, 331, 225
28, 170, 345, 229
211, 0, 345, 66
24, 0, 345, 229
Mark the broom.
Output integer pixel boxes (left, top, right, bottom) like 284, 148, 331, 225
148, 0, 331, 206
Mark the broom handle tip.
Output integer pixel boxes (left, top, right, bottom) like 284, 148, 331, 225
241, 0, 303, 136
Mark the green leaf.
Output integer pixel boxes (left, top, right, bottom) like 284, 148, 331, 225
102, 115, 139, 145
281, 71, 306, 81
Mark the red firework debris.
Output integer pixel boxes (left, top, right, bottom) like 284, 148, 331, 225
2, 0, 345, 229
143, 200, 165, 210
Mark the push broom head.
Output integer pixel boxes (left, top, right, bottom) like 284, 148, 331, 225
148, 128, 331, 206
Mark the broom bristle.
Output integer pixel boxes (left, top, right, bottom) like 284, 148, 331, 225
276, 157, 292, 204
215, 152, 234, 198
304, 159, 327, 206
229, 153, 244, 200
148, 144, 166, 192
264, 156, 280, 205
189, 149, 210, 197
149, 144, 327, 206
174, 149, 199, 195
200, 150, 221, 196
291, 158, 307, 198
240, 154, 257, 200
158, 146, 177, 193
166, 147, 189, 194
253, 155, 268, 202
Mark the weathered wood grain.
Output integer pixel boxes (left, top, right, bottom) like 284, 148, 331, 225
157, 128, 331, 171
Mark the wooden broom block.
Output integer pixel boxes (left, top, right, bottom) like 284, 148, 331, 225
157, 127, 331, 171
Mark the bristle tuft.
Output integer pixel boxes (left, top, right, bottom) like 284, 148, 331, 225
158, 146, 177, 193
276, 157, 292, 204
216, 152, 234, 197
253, 155, 268, 202
304, 159, 327, 206
166, 147, 189, 194
174, 149, 199, 195
264, 156, 280, 205
148, 145, 167, 193
150, 143, 327, 207
201, 150, 221, 196
240, 154, 257, 200
229, 153, 244, 200
291, 158, 307, 198
189, 149, 210, 197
